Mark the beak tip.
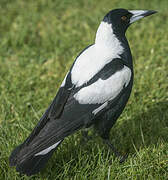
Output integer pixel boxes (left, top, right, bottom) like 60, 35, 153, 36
129, 9, 158, 24
145, 10, 158, 16
152, 10, 158, 14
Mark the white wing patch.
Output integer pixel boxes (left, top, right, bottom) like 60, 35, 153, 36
74, 66, 131, 104
35, 140, 62, 156
92, 102, 108, 115
71, 21, 124, 87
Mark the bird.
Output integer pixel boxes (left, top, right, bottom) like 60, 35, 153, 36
9, 8, 157, 176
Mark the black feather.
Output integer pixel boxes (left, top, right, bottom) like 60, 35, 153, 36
15, 150, 54, 176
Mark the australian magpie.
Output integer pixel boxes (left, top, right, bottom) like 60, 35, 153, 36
9, 8, 157, 176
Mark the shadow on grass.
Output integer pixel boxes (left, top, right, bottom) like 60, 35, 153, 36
112, 100, 168, 152
38, 101, 168, 179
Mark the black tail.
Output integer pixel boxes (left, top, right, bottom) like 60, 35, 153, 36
9, 105, 57, 176
9, 87, 87, 176
9, 140, 63, 176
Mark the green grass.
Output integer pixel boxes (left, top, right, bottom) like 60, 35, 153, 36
0, 0, 168, 179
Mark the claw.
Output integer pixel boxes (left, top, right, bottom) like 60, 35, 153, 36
119, 153, 128, 163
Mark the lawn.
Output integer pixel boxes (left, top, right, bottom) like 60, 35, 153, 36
0, 0, 168, 179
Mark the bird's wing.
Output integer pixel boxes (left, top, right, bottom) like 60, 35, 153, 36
24, 72, 73, 145
18, 58, 132, 161
23, 45, 94, 145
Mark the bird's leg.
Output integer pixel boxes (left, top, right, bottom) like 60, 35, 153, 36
81, 129, 93, 142
103, 139, 128, 163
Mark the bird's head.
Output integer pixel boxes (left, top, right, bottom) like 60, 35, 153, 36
103, 8, 157, 35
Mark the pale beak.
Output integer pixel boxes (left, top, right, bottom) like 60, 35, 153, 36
129, 10, 157, 24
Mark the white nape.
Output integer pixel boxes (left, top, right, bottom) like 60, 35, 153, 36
74, 66, 131, 104
71, 21, 124, 88
95, 21, 122, 49
35, 140, 62, 156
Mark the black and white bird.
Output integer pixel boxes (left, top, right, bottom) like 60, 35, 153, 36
9, 8, 157, 176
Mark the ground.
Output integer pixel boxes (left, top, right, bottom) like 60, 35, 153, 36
0, 0, 168, 179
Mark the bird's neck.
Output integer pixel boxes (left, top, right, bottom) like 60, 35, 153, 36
95, 21, 120, 49
95, 21, 133, 69
119, 36, 133, 69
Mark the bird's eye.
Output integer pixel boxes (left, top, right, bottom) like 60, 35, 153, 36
121, 16, 127, 21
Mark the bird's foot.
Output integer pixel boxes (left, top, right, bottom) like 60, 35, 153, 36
103, 139, 128, 163
119, 153, 128, 163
